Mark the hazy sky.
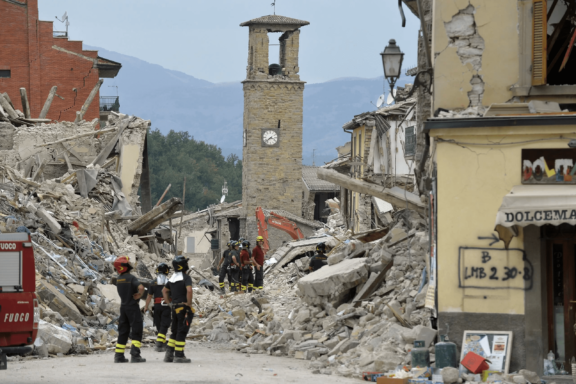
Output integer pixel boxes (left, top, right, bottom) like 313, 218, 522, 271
39, 0, 420, 84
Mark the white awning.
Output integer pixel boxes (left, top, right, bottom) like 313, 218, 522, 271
495, 185, 576, 227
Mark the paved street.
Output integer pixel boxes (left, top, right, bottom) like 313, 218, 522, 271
0, 344, 359, 384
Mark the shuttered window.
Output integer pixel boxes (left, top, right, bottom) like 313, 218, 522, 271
532, 0, 547, 85
0, 252, 22, 290
405, 126, 416, 157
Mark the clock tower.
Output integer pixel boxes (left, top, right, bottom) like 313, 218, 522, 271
240, 15, 309, 221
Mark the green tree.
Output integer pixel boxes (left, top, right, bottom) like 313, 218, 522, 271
147, 129, 242, 212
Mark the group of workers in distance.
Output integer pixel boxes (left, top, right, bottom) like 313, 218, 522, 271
110, 237, 330, 364
217, 235, 265, 294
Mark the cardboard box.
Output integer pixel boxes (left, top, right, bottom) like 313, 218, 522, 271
377, 378, 410, 384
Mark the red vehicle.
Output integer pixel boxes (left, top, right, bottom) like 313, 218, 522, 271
0, 233, 39, 370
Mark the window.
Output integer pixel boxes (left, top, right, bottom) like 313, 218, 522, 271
405, 126, 416, 157
0, 70, 10, 78
532, 0, 576, 86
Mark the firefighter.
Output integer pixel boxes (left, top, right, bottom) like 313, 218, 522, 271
309, 242, 328, 272
252, 236, 265, 291
143, 263, 171, 352
113, 256, 146, 363
228, 241, 241, 292
217, 241, 233, 294
240, 240, 254, 293
162, 256, 194, 364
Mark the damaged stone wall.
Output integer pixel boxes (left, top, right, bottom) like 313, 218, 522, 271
432, 0, 520, 111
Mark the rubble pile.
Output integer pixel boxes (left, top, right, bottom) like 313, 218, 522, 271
0, 114, 183, 356
186, 207, 434, 378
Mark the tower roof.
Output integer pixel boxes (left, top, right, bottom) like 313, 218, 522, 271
240, 14, 310, 27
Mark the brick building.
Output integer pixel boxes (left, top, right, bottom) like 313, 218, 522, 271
0, 0, 120, 123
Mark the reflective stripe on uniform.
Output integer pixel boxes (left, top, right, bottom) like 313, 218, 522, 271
157, 333, 166, 342
168, 339, 176, 348
132, 340, 142, 348
115, 343, 126, 353
219, 282, 225, 287
175, 341, 186, 352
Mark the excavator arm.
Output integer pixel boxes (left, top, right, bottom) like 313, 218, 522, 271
256, 207, 305, 254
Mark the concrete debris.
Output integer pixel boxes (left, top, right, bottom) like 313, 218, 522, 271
1, 113, 438, 379
37, 320, 73, 354
0, 113, 187, 358
172, 201, 437, 380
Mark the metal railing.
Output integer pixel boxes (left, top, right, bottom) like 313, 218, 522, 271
99, 96, 120, 112
53, 31, 68, 38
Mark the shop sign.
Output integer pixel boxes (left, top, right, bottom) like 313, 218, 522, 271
497, 209, 576, 226
522, 148, 576, 184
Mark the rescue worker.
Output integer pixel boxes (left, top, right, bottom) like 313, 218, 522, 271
228, 241, 241, 292
240, 240, 254, 293
113, 256, 146, 363
309, 242, 328, 272
162, 256, 194, 364
217, 241, 233, 294
143, 263, 171, 352
252, 236, 265, 291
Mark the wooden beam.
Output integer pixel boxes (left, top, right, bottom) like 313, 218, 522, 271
19, 88, 31, 118
0, 93, 18, 119
35, 126, 117, 147
75, 79, 103, 122
39, 86, 58, 119
317, 168, 425, 214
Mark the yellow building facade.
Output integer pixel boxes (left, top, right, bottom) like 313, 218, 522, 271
427, 0, 576, 373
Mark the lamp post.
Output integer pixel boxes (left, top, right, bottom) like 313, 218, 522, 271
380, 39, 405, 99
380, 39, 433, 103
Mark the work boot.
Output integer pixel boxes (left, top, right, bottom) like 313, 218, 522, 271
154, 341, 167, 352
173, 351, 191, 363
130, 347, 146, 363
164, 346, 175, 363
114, 353, 129, 363
130, 355, 146, 363
220, 288, 226, 295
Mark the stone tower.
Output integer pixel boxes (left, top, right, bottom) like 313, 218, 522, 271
240, 15, 309, 220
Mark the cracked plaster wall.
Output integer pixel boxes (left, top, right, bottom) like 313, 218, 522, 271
432, 0, 520, 111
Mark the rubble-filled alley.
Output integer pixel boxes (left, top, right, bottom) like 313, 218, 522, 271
3, 0, 576, 382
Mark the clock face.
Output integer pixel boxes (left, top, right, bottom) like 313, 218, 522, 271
263, 130, 278, 145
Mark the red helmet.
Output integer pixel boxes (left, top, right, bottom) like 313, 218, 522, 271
114, 256, 133, 274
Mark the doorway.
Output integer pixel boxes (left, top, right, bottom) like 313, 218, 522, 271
546, 225, 576, 370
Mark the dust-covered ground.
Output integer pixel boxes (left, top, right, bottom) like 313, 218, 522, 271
0, 343, 361, 384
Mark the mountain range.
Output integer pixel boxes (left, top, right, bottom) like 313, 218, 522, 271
89, 46, 410, 165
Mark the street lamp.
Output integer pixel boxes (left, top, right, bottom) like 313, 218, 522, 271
380, 39, 404, 97
380, 39, 433, 103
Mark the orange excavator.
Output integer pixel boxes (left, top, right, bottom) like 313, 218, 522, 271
255, 207, 305, 253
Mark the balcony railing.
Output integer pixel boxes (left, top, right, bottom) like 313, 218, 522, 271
100, 96, 120, 112
53, 31, 68, 38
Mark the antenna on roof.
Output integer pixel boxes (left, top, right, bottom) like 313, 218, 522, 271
271, 0, 276, 15
312, 149, 316, 166
55, 12, 69, 38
